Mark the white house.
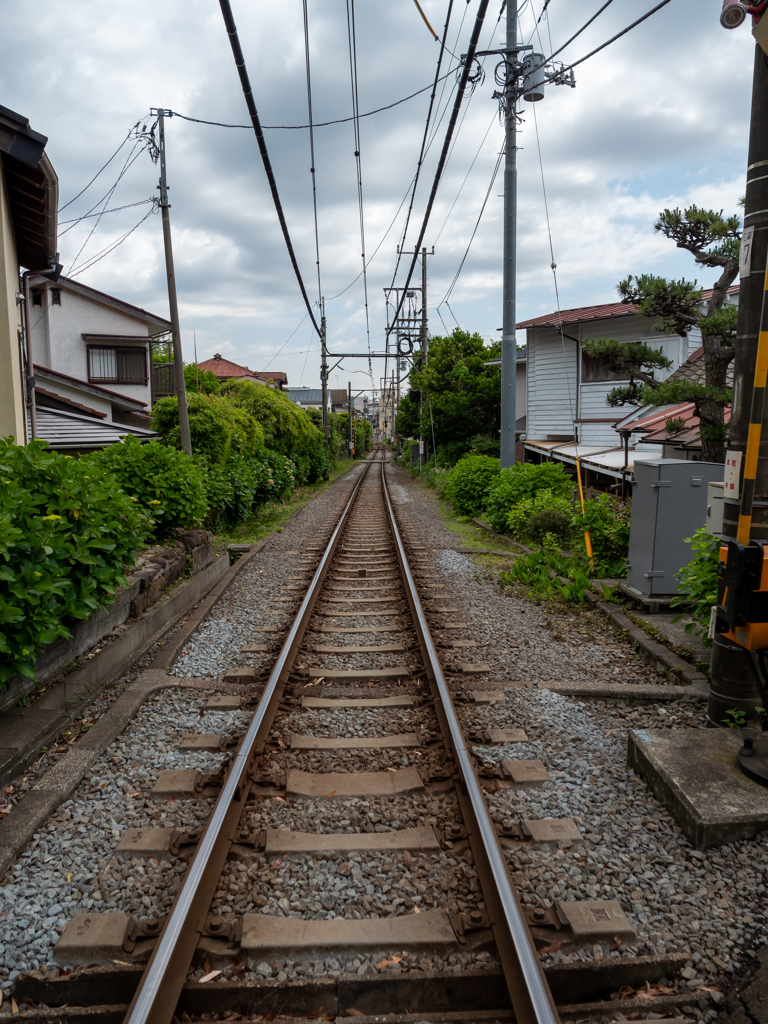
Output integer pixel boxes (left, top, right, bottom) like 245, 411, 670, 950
518, 287, 738, 487
29, 275, 170, 411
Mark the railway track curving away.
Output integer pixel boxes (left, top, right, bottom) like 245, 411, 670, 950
0, 448, 715, 1024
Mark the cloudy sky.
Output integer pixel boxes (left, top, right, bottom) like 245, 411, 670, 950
0, 0, 755, 392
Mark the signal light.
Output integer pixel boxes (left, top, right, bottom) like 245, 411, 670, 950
720, 1, 748, 26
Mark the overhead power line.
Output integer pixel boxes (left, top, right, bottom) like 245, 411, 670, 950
58, 128, 134, 212
302, 0, 322, 303
386, 0, 491, 341
217, 0, 321, 337
166, 66, 460, 133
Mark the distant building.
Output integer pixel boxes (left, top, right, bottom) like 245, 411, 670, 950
288, 387, 329, 413
197, 354, 287, 389
330, 388, 348, 414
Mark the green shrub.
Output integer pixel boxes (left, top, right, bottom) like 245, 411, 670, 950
87, 436, 208, 541
573, 494, 631, 577
499, 544, 592, 605
152, 393, 264, 465
444, 455, 500, 515
0, 438, 149, 683
437, 434, 500, 467
506, 489, 573, 544
672, 525, 720, 646
486, 462, 573, 532
184, 364, 221, 395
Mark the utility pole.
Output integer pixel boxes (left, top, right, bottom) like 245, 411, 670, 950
420, 246, 428, 471
710, 35, 768, 727
155, 109, 191, 456
348, 380, 353, 458
321, 300, 329, 447
499, 6, 518, 469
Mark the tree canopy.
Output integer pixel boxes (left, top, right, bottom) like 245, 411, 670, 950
582, 205, 740, 463
395, 328, 501, 464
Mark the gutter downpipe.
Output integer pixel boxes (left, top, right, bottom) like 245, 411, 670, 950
21, 271, 36, 440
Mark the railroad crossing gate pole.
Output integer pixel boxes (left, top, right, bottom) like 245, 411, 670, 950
156, 109, 192, 456
710, 37, 768, 727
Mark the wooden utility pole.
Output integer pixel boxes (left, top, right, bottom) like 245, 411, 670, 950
155, 108, 191, 455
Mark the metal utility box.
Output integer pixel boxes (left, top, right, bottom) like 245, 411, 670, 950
706, 480, 725, 535
625, 459, 724, 599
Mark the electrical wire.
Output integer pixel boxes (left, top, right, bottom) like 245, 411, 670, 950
386, 0, 455, 313
439, 143, 504, 306
302, 0, 322, 303
433, 109, 497, 246
345, 0, 373, 380
217, 0, 321, 337
260, 313, 310, 373
58, 128, 135, 212
67, 204, 159, 278
166, 66, 461, 132
386, 0, 491, 343
59, 198, 156, 226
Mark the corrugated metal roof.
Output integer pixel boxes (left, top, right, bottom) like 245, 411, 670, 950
288, 389, 324, 404
517, 285, 738, 331
32, 407, 157, 450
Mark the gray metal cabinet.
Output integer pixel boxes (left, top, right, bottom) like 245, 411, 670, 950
625, 459, 723, 598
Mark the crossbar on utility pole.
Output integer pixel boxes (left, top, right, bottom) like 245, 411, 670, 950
156, 109, 191, 456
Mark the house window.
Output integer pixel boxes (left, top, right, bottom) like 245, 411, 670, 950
32, 291, 42, 306
581, 351, 629, 383
88, 345, 147, 384
51, 288, 61, 305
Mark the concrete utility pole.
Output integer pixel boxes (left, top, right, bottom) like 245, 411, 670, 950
420, 246, 428, 471
348, 380, 353, 457
321, 301, 330, 447
710, 41, 768, 726
156, 109, 191, 456
499, 4, 518, 470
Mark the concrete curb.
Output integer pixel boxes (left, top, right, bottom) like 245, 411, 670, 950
0, 670, 230, 879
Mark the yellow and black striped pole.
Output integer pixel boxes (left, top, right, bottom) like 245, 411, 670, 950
737, 251, 768, 545
575, 453, 594, 566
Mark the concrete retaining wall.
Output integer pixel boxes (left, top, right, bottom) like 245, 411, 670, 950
1, 530, 214, 710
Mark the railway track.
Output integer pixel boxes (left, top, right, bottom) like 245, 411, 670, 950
3, 448, 702, 1024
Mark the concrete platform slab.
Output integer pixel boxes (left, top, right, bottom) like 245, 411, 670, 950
240, 909, 455, 958
290, 732, 419, 751
627, 727, 768, 848
262, 825, 439, 856
285, 767, 424, 798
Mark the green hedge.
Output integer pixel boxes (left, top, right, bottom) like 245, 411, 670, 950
444, 454, 500, 515
87, 436, 208, 541
0, 439, 149, 683
485, 462, 573, 533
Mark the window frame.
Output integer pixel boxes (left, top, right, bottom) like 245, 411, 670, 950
87, 344, 148, 385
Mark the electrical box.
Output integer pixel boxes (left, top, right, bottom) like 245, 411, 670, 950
624, 459, 725, 599
706, 481, 725, 536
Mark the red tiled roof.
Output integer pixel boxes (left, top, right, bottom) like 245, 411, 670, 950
257, 370, 288, 384
197, 355, 256, 378
517, 285, 739, 331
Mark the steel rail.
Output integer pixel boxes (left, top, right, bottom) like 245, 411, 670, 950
124, 456, 376, 1024
379, 463, 561, 1024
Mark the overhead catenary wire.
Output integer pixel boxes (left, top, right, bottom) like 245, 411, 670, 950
68, 204, 159, 278
345, 0, 374, 381
302, 0, 322, 303
59, 197, 156, 226
58, 127, 135, 212
386, 0, 491, 344
217, 0, 321, 337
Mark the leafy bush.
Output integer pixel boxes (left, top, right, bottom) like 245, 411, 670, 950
0, 438, 149, 683
573, 494, 631, 577
486, 462, 573, 532
672, 525, 720, 646
444, 455, 500, 515
506, 489, 573, 545
184, 364, 221, 394
500, 543, 593, 605
437, 434, 500, 467
153, 393, 264, 465
87, 436, 208, 541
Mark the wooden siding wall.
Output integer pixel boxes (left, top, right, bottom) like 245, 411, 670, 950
526, 328, 578, 438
